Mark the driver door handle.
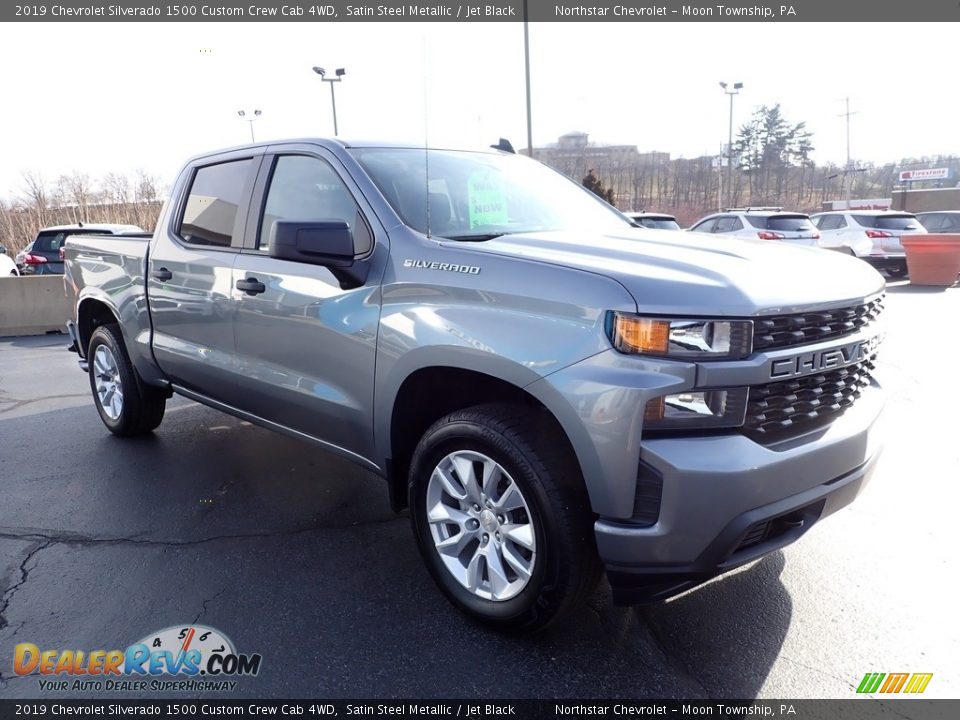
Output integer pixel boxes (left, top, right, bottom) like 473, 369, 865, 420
152, 267, 172, 281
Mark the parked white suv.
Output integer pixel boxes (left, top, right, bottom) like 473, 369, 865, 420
810, 210, 924, 277
689, 208, 820, 246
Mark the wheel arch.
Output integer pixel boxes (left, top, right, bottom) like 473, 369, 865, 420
382, 363, 585, 513
77, 295, 121, 357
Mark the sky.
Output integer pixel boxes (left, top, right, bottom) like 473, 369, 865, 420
1, 21, 957, 199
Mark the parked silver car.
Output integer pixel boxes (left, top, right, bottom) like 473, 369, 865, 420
810, 210, 924, 277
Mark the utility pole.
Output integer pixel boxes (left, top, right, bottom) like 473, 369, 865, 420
719, 82, 743, 208
839, 97, 858, 209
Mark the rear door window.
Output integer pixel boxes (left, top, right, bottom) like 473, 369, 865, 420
714, 216, 743, 232
691, 218, 717, 233
816, 215, 843, 230
178, 158, 255, 248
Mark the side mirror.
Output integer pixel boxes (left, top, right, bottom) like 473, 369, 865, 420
268, 220, 369, 288
270, 220, 353, 265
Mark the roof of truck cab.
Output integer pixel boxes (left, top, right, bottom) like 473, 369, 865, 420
341, 139, 510, 152
190, 138, 513, 157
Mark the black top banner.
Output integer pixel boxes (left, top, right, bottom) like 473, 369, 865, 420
4, 0, 960, 22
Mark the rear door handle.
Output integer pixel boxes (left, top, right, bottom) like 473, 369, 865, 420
236, 277, 266, 295
152, 267, 172, 281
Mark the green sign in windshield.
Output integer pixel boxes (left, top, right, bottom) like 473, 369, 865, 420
467, 172, 508, 229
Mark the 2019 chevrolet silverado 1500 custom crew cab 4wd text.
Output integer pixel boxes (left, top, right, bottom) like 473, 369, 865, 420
64, 139, 886, 631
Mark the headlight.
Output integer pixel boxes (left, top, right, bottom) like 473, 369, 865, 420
644, 388, 749, 430
608, 313, 753, 360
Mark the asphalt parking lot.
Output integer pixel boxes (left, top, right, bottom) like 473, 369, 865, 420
0, 281, 958, 701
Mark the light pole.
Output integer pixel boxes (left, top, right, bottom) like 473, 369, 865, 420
237, 109, 261, 142
719, 81, 743, 208
523, 0, 533, 158
313, 66, 346, 136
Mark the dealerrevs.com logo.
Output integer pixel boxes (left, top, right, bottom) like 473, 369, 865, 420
13, 624, 262, 692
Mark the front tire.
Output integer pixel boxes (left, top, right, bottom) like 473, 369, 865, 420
409, 404, 600, 632
87, 324, 166, 436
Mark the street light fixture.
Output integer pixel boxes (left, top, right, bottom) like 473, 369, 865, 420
719, 81, 743, 208
313, 66, 346, 136
237, 109, 262, 142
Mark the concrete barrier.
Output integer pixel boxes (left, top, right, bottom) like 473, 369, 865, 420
0, 275, 72, 337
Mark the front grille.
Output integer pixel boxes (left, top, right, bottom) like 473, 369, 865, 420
743, 359, 875, 439
752, 296, 884, 352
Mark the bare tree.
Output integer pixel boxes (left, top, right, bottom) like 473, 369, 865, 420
20, 171, 50, 229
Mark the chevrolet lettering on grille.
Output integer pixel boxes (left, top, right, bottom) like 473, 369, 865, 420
769, 335, 880, 379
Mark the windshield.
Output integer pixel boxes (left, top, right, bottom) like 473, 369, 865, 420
852, 214, 921, 231
745, 214, 816, 231
350, 148, 632, 238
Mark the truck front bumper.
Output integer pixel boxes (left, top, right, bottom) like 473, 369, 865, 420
595, 382, 885, 605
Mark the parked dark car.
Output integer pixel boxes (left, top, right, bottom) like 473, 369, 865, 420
18, 224, 144, 275
916, 211, 960, 233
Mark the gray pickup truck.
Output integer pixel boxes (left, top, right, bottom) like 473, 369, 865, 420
64, 139, 886, 631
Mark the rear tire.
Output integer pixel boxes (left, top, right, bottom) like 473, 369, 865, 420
87, 324, 166, 436
408, 403, 600, 632
886, 265, 908, 278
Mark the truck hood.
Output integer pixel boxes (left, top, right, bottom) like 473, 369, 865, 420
447, 229, 885, 316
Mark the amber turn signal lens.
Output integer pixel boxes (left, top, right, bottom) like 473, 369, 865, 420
613, 316, 670, 354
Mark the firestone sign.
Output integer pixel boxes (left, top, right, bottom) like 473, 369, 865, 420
899, 168, 950, 182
